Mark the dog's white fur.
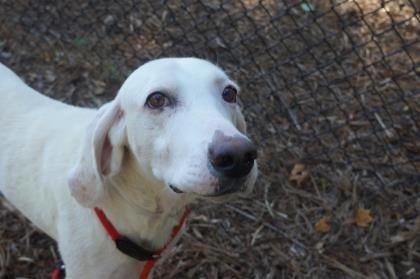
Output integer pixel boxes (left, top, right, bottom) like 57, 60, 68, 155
0, 58, 257, 278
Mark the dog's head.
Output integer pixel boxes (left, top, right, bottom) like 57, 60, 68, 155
68, 58, 257, 207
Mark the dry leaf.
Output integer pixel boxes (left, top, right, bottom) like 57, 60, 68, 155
315, 217, 331, 233
355, 208, 373, 228
289, 163, 309, 186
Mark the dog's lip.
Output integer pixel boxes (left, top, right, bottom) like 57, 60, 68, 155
169, 184, 184, 194
169, 180, 246, 196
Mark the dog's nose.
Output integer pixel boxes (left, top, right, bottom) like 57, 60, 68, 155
208, 136, 257, 178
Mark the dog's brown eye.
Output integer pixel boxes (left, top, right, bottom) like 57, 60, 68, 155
222, 86, 237, 103
146, 92, 168, 109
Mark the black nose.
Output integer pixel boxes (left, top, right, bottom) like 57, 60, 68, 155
208, 136, 257, 178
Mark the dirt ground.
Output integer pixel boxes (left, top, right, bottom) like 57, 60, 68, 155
0, 0, 419, 278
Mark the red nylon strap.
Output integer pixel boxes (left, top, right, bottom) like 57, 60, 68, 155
50, 261, 65, 279
94, 206, 189, 279
94, 207, 122, 241
51, 267, 63, 279
139, 260, 155, 279
139, 207, 189, 279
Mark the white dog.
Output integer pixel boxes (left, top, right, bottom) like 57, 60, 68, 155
0, 58, 257, 278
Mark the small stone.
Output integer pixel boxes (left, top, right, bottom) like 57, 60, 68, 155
45, 70, 56, 82
93, 80, 106, 95
104, 15, 115, 25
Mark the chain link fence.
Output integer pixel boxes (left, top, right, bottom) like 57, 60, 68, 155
0, 0, 419, 278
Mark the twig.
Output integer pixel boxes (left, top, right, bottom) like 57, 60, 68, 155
322, 255, 369, 279
224, 204, 307, 249
359, 252, 391, 262
385, 259, 398, 279
263, 182, 275, 218
374, 112, 393, 138
190, 240, 239, 258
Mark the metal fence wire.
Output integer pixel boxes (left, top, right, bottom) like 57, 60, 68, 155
0, 0, 419, 278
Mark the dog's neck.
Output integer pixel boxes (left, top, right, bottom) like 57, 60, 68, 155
97, 152, 191, 250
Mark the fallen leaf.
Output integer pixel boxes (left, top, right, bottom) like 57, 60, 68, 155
315, 217, 331, 233
289, 163, 310, 186
355, 208, 373, 228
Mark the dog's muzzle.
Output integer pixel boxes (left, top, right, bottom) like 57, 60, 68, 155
168, 131, 257, 196
206, 132, 257, 196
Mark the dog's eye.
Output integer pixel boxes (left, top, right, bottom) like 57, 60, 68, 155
146, 92, 169, 109
222, 86, 237, 103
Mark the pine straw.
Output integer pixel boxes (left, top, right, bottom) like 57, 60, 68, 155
0, 0, 419, 278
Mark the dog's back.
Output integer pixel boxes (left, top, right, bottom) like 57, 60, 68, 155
0, 63, 24, 89
0, 63, 77, 114
0, 63, 95, 238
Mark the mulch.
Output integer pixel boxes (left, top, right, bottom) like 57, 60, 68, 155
0, 0, 419, 278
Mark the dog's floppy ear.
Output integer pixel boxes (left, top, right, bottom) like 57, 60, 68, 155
234, 105, 247, 134
68, 100, 125, 207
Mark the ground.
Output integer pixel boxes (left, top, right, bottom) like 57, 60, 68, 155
0, 0, 419, 278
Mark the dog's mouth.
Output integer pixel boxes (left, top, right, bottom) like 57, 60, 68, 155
169, 184, 184, 194
169, 182, 245, 197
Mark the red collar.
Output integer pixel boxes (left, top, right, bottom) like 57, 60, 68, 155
94, 207, 189, 279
